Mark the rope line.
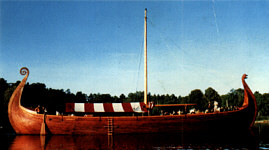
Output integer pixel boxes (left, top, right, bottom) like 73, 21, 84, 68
135, 33, 144, 92
212, 0, 219, 36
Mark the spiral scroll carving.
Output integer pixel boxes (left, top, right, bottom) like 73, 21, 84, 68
20, 67, 29, 76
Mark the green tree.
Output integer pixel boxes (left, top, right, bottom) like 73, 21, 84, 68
4, 81, 20, 106
99, 94, 113, 103
75, 91, 87, 102
88, 93, 94, 102
119, 94, 126, 102
127, 91, 143, 102
234, 88, 244, 106
225, 89, 238, 107
21, 83, 47, 107
220, 88, 244, 108
188, 89, 207, 110
1, 81, 20, 132
261, 93, 269, 116
220, 94, 229, 108
0, 78, 8, 103
254, 91, 264, 117
0, 78, 9, 127
180, 96, 189, 104
65, 89, 71, 95
112, 95, 120, 103
205, 87, 221, 105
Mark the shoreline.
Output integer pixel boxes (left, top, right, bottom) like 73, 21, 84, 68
255, 120, 269, 124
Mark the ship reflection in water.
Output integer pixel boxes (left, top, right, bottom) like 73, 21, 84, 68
8, 130, 259, 150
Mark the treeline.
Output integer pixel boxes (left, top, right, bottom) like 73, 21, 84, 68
1, 78, 269, 129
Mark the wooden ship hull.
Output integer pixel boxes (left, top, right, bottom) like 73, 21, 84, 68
8, 67, 257, 135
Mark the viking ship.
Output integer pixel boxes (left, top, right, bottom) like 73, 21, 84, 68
8, 9, 257, 135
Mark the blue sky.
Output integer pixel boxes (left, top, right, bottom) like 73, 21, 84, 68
1, 1, 269, 96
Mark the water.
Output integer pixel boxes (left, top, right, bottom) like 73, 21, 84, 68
1, 124, 268, 150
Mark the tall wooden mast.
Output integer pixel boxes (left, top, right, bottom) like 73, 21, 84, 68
144, 8, 148, 105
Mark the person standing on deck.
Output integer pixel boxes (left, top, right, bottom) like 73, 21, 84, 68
35, 105, 41, 114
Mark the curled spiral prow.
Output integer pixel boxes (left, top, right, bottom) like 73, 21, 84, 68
8, 67, 30, 131
20, 67, 29, 76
